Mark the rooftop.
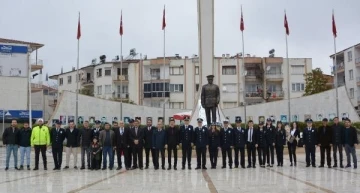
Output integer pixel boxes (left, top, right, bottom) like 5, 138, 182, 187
329, 43, 360, 58
0, 38, 44, 51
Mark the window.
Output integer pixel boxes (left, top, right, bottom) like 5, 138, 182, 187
349, 70, 353, 80
223, 102, 237, 108
59, 78, 63, 85
170, 84, 183, 92
150, 68, 160, 79
97, 85, 102, 95
267, 66, 281, 74
195, 66, 199, 75
170, 102, 184, 109
105, 85, 112, 94
195, 84, 199, 91
143, 83, 170, 98
348, 51, 353, 62
105, 68, 112, 76
246, 84, 261, 92
96, 68, 102, 77
291, 65, 305, 75
222, 83, 237, 93
67, 76, 72, 84
222, 66, 236, 75
169, 67, 184, 75
291, 83, 305, 92
349, 88, 354, 98
268, 84, 277, 92
117, 68, 128, 75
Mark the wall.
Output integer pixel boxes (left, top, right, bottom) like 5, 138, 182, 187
0, 76, 28, 110
31, 91, 54, 121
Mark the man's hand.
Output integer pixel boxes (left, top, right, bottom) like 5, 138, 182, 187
217, 147, 221, 150
165, 145, 168, 149
272, 143, 275, 146
191, 143, 194, 147
255, 144, 258, 148
93, 152, 96, 155
318, 144, 321, 147
206, 145, 209, 149
176, 145, 179, 149
134, 140, 139, 145
230, 146, 234, 149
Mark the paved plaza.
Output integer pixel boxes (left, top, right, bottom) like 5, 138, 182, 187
0, 147, 359, 193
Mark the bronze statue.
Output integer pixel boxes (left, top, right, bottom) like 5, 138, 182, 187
201, 75, 220, 126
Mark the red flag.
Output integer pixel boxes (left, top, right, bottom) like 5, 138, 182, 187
120, 11, 123, 36
162, 5, 166, 30
332, 13, 337, 38
77, 13, 81, 40
284, 13, 289, 35
240, 7, 244, 31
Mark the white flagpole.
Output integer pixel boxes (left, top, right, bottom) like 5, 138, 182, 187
333, 9, 339, 117
285, 10, 291, 123
75, 12, 80, 125
163, 5, 166, 125
241, 5, 246, 124
28, 52, 32, 127
120, 10, 123, 120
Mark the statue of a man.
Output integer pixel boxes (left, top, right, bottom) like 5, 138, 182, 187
201, 75, 220, 126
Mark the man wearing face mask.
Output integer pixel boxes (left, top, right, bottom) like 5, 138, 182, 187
31, 118, 50, 170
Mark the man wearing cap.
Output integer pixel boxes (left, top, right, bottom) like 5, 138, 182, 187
166, 117, 180, 170
50, 120, 66, 170
343, 118, 358, 169
80, 121, 93, 170
265, 118, 276, 167
180, 116, 194, 170
92, 120, 103, 169
144, 118, 156, 169
331, 117, 344, 168
31, 118, 50, 170
246, 120, 256, 168
201, 75, 220, 126
3, 119, 20, 171
303, 119, 317, 167
233, 116, 246, 169
129, 119, 144, 170
220, 119, 234, 169
194, 118, 208, 170
64, 121, 81, 169
317, 118, 332, 168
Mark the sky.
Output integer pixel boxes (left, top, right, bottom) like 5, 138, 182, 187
1, 0, 360, 84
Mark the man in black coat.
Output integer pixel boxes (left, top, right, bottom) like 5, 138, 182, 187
233, 116, 246, 169
332, 117, 344, 168
114, 121, 126, 170
129, 119, 144, 170
303, 119, 317, 167
64, 121, 81, 169
220, 119, 234, 169
144, 118, 156, 169
194, 118, 208, 170
246, 120, 256, 168
166, 118, 180, 170
124, 119, 134, 170
265, 118, 276, 167
255, 122, 268, 168
50, 121, 66, 170
317, 118, 332, 168
180, 116, 194, 170
80, 121, 93, 169
18, 122, 32, 170
3, 119, 20, 171
343, 118, 358, 169
153, 121, 167, 170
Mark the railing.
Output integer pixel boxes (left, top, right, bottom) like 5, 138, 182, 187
268, 90, 285, 99
116, 93, 129, 99
265, 72, 283, 79
30, 59, 43, 65
192, 58, 199, 63
357, 77, 360, 82
358, 96, 360, 103
335, 63, 344, 71
245, 71, 262, 77
245, 92, 263, 98
81, 79, 94, 85
114, 75, 129, 81
355, 57, 360, 64
337, 82, 345, 86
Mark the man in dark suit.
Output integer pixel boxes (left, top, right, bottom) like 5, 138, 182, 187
50, 121, 66, 170
166, 118, 180, 170
114, 121, 126, 170
220, 119, 234, 169
129, 119, 144, 170
343, 118, 358, 169
194, 118, 208, 170
180, 116, 194, 170
153, 121, 167, 170
303, 118, 317, 167
144, 118, 156, 169
265, 118, 276, 167
332, 117, 344, 168
233, 116, 246, 169
317, 118, 332, 168
124, 119, 134, 170
246, 120, 256, 168
92, 120, 103, 169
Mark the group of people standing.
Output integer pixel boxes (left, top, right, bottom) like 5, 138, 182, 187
2, 115, 358, 171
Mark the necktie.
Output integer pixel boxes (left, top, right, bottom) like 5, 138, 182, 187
148, 127, 151, 131
135, 128, 138, 135
57, 129, 59, 133
185, 126, 188, 129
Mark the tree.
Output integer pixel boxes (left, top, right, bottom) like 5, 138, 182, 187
303, 68, 332, 96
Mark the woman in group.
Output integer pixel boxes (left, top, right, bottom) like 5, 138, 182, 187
208, 122, 221, 169
275, 121, 286, 167
287, 122, 300, 166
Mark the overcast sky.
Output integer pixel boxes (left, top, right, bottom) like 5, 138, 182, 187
1, 0, 360, 83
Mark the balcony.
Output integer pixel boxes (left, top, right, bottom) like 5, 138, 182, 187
245, 71, 263, 81
356, 57, 360, 67
113, 75, 129, 83
265, 57, 283, 64
358, 96, 360, 104
150, 58, 170, 65
31, 59, 43, 72
144, 91, 170, 98
81, 79, 94, 87
357, 77, 360, 86
244, 57, 262, 64
265, 72, 283, 82
245, 91, 263, 99
335, 62, 345, 73
31, 83, 43, 92
267, 90, 284, 101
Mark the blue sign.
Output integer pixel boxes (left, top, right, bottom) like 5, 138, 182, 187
0, 110, 43, 119
0, 44, 28, 54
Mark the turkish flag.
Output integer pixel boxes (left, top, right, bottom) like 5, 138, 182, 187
77, 13, 81, 40
162, 5, 166, 30
240, 9, 244, 31
120, 11, 123, 36
284, 13, 289, 35
332, 13, 337, 38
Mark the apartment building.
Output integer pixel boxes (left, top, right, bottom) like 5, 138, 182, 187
330, 43, 360, 111
50, 55, 312, 110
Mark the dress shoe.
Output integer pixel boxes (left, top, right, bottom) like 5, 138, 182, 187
145, 166, 149, 169
354, 166, 357, 169
328, 165, 332, 168
19, 165, 24, 170
306, 165, 310, 167
340, 165, 344, 168
229, 166, 232, 169
162, 167, 166, 170
345, 165, 351, 168
167, 167, 172, 170
290, 163, 293, 166
5, 167, 8, 171
116, 167, 121, 170
252, 166, 256, 168
235, 166, 239, 169
33, 167, 39, 170
188, 166, 191, 170
181, 167, 185, 170
64, 166, 69, 169
202, 167, 207, 170
44, 167, 47, 170
102, 168, 106, 170
319, 165, 324, 168
15, 167, 19, 170
266, 164, 270, 167
109, 167, 113, 170
222, 166, 226, 169
332, 164, 337, 168
270, 165, 274, 167
241, 166, 245, 169
155, 167, 159, 170
80, 166, 85, 170
139, 168, 143, 170
74, 166, 78, 169
312, 165, 316, 168
174, 167, 177, 170
53, 168, 58, 170
247, 165, 252, 168
195, 167, 201, 170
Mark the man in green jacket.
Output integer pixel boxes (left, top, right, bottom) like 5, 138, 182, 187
31, 118, 50, 170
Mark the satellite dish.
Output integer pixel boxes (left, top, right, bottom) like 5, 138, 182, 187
243, 71, 248, 76
266, 66, 271, 71
269, 49, 275, 54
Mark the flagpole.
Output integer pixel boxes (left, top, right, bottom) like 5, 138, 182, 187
285, 10, 291, 123
76, 12, 80, 126
120, 10, 123, 120
163, 5, 166, 124
240, 5, 246, 124
333, 10, 339, 117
